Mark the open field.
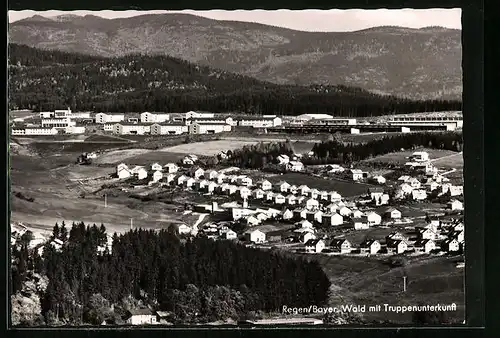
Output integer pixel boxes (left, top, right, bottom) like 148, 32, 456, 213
267, 173, 375, 197
306, 254, 464, 324
431, 152, 464, 169
160, 140, 260, 156
124, 152, 187, 166
362, 148, 462, 167
10, 154, 189, 235
93, 149, 154, 164
84, 134, 134, 143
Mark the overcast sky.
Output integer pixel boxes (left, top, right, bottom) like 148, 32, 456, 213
8, 9, 461, 32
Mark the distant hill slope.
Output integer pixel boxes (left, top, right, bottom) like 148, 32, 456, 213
8, 14, 462, 100
8, 44, 461, 115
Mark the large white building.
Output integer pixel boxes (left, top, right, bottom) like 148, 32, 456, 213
113, 123, 152, 135
295, 114, 334, 121
388, 113, 463, 130
306, 118, 357, 126
238, 116, 282, 128
140, 112, 170, 123
95, 112, 126, 124
39, 108, 90, 120
188, 117, 234, 126
11, 126, 58, 136
188, 122, 231, 134
150, 123, 189, 135
185, 111, 215, 119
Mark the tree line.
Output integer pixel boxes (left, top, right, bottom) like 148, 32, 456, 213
9, 44, 461, 116
216, 141, 295, 169
12, 221, 330, 325
304, 132, 463, 165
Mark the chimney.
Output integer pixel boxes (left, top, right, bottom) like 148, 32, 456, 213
243, 197, 248, 209
212, 201, 218, 213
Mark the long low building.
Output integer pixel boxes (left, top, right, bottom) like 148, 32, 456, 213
113, 123, 152, 135
388, 114, 463, 131
151, 123, 188, 135
96, 112, 126, 124
140, 112, 170, 123
11, 126, 59, 136
305, 118, 357, 126
188, 122, 231, 134
238, 116, 282, 128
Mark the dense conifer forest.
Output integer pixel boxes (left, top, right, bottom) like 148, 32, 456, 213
9, 44, 461, 116
10, 222, 331, 325
303, 132, 463, 165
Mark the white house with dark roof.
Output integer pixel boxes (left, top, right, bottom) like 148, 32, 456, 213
306, 210, 323, 224
293, 208, 308, 220
305, 198, 320, 211
298, 185, 311, 196
330, 239, 352, 254
443, 238, 460, 252
131, 166, 148, 180
360, 239, 381, 254
327, 191, 342, 202
352, 217, 369, 230
299, 231, 316, 244
237, 176, 253, 187
324, 203, 339, 214
206, 170, 219, 180
308, 189, 320, 199
239, 186, 252, 199
365, 212, 382, 225
275, 181, 291, 193
414, 239, 436, 253
282, 209, 294, 220
286, 194, 297, 205
411, 189, 428, 201
387, 240, 408, 254
164, 163, 179, 174
318, 191, 329, 200
305, 239, 325, 253
265, 191, 276, 201
244, 229, 266, 243
206, 181, 219, 194
382, 207, 402, 219
257, 179, 273, 191
297, 219, 314, 229
322, 213, 343, 226
338, 206, 352, 217
184, 177, 197, 188
296, 195, 306, 205
274, 194, 286, 205
252, 189, 265, 199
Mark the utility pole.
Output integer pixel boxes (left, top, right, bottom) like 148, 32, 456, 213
104, 194, 107, 208
403, 275, 407, 292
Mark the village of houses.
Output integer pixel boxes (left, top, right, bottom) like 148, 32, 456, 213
103, 148, 465, 259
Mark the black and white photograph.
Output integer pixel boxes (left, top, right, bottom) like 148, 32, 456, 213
8, 8, 465, 327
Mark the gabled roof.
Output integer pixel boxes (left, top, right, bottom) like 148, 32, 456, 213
127, 308, 154, 316
305, 238, 322, 246
330, 238, 350, 247
360, 239, 379, 247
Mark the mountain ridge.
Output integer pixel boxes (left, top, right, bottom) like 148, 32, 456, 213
9, 13, 462, 100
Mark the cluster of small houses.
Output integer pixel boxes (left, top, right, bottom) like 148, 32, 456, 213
112, 154, 464, 257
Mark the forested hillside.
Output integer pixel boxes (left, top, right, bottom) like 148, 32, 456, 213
11, 222, 331, 325
8, 44, 461, 116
